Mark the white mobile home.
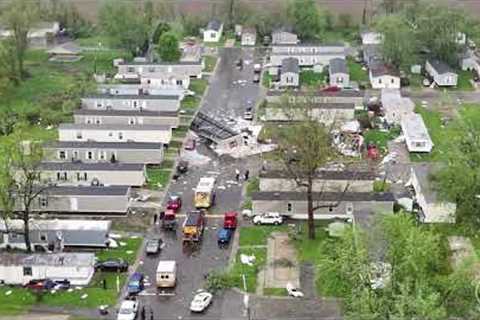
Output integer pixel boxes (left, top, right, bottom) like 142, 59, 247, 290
0, 253, 95, 286
272, 29, 298, 45
408, 164, 456, 223
279, 58, 300, 88
425, 59, 458, 87
82, 94, 181, 112
401, 113, 433, 153
270, 44, 345, 67
381, 89, 415, 125
73, 109, 179, 128
264, 103, 355, 125
203, 19, 223, 43
39, 162, 146, 187
241, 28, 257, 46
44, 141, 164, 164
266, 90, 364, 109
58, 123, 172, 145
115, 61, 203, 82
329, 58, 350, 88
369, 63, 400, 89
0, 219, 112, 251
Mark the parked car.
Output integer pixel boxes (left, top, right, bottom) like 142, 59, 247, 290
223, 211, 238, 229
117, 299, 138, 320
53, 279, 71, 290
184, 138, 196, 150
166, 194, 182, 212
190, 290, 213, 312
127, 272, 144, 295
217, 228, 234, 245
253, 212, 283, 225
145, 238, 164, 255
253, 73, 260, 83
24, 279, 55, 290
95, 259, 129, 272
322, 86, 340, 92
176, 160, 189, 174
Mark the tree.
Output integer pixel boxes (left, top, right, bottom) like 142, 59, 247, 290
275, 94, 352, 239
337, 13, 353, 29
156, 32, 180, 62
288, 0, 323, 41
322, 213, 478, 319
1, 0, 39, 82
0, 39, 19, 84
0, 128, 48, 252
375, 14, 416, 69
98, 0, 148, 55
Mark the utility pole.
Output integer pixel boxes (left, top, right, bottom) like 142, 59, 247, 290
228, 0, 235, 31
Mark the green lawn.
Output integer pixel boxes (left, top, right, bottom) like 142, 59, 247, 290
454, 70, 474, 91
300, 70, 326, 87
239, 225, 287, 247
347, 58, 369, 83
322, 28, 358, 44
262, 71, 273, 89
190, 78, 208, 95
204, 55, 218, 73
363, 126, 401, 152
0, 287, 36, 315
172, 125, 189, 139
96, 237, 143, 265
146, 167, 172, 190
75, 35, 114, 48
181, 96, 201, 112
263, 287, 288, 296
228, 248, 267, 293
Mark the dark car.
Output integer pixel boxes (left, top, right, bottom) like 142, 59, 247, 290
25, 279, 55, 290
217, 228, 234, 245
145, 238, 164, 255
127, 272, 145, 295
94, 259, 129, 272
176, 160, 189, 174
54, 279, 71, 290
166, 194, 182, 212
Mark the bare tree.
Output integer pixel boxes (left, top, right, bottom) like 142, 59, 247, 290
274, 93, 354, 239
0, 134, 48, 252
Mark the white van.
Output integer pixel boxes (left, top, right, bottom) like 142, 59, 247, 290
156, 260, 177, 288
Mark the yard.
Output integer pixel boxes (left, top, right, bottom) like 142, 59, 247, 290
363, 126, 401, 152
300, 70, 326, 87
0, 237, 142, 315
347, 58, 369, 83
262, 71, 273, 89
204, 55, 218, 73
454, 70, 474, 91
146, 166, 172, 190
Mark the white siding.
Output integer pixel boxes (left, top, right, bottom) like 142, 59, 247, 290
58, 127, 172, 144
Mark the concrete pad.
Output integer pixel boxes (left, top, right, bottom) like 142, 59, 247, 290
264, 232, 300, 289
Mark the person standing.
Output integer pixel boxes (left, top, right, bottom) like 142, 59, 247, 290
235, 169, 240, 182
244, 169, 250, 181
141, 306, 146, 320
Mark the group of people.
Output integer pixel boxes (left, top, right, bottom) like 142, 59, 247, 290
235, 169, 249, 182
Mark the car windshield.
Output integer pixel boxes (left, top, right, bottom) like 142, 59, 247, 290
119, 307, 133, 314
129, 281, 139, 287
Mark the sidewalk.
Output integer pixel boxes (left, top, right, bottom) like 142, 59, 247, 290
264, 232, 300, 289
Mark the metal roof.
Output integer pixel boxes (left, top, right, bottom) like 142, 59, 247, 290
206, 19, 223, 31
83, 94, 180, 100
118, 61, 202, 66
401, 113, 433, 142
411, 163, 442, 205
267, 90, 363, 98
281, 57, 299, 74
73, 109, 178, 117
260, 170, 376, 180
44, 141, 163, 150
0, 253, 95, 267
370, 62, 400, 77
252, 191, 395, 202
329, 58, 348, 74
0, 219, 112, 232
190, 112, 239, 141
39, 162, 145, 171
427, 59, 455, 75
59, 123, 171, 131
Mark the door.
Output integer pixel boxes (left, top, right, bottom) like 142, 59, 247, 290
70, 198, 78, 211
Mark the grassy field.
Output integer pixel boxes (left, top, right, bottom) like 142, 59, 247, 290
347, 58, 369, 83
454, 70, 474, 91
146, 167, 172, 190
96, 237, 143, 264
228, 248, 266, 293
363, 126, 401, 152
239, 225, 287, 247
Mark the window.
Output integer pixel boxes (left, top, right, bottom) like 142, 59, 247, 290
39, 196, 48, 208
76, 172, 87, 181
108, 132, 113, 137
391, 78, 395, 84
86, 117, 93, 124
58, 151, 66, 160
72, 151, 79, 160
378, 78, 382, 84
337, 76, 343, 83
86, 151, 94, 160
118, 132, 123, 140
96, 102, 103, 108
94, 117, 102, 124
40, 233, 47, 241
328, 206, 333, 212
160, 275, 170, 279
23, 266, 32, 276
127, 67, 135, 73
128, 117, 136, 125
287, 203, 292, 212
57, 172, 67, 181
346, 203, 354, 214
176, 80, 183, 86
148, 67, 155, 73
99, 151, 107, 160
76, 132, 83, 139
133, 100, 138, 108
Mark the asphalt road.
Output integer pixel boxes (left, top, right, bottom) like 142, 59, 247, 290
132, 47, 263, 320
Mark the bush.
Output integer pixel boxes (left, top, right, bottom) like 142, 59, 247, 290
373, 180, 391, 192
205, 271, 234, 293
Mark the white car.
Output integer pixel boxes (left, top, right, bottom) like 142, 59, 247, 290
190, 290, 213, 312
117, 300, 138, 320
286, 283, 304, 298
253, 212, 283, 225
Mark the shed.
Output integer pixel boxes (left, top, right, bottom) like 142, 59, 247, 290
401, 113, 433, 153
272, 28, 298, 45
0, 253, 95, 286
329, 58, 349, 88
380, 89, 415, 125
425, 59, 458, 87
408, 164, 456, 223
47, 42, 82, 62
360, 31, 383, 45
203, 19, 223, 43
280, 58, 300, 87
241, 27, 256, 46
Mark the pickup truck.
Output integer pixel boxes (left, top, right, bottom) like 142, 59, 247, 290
182, 211, 205, 242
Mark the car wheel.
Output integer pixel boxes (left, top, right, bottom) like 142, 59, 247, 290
274, 221, 280, 225
254, 220, 261, 225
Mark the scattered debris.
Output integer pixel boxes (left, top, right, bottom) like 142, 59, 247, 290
397, 197, 414, 211
80, 293, 88, 300
286, 283, 304, 298
240, 254, 256, 266
4, 290, 12, 296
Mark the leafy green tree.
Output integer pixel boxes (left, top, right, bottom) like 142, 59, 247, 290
99, 0, 148, 55
157, 31, 180, 62
337, 13, 353, 29
288, 0, 323, 40
375, 14, 416, 69
1, 0, 39, 82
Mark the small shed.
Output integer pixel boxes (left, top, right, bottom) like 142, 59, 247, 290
241, 27, 256, 46
425, 59, 458, 87
280, 57, 300, 88
203, 19, 223, 43
369, 63, 400, 89
329, 58, 349, 88
401, 113, 433, 153
272, 28, 298, 45
360, 31, 383, 45
460, 49, 480, 74
47, 42, 82, 62
0, 253, 95, 286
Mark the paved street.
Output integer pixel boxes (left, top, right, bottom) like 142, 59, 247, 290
133, 47, 264, 320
